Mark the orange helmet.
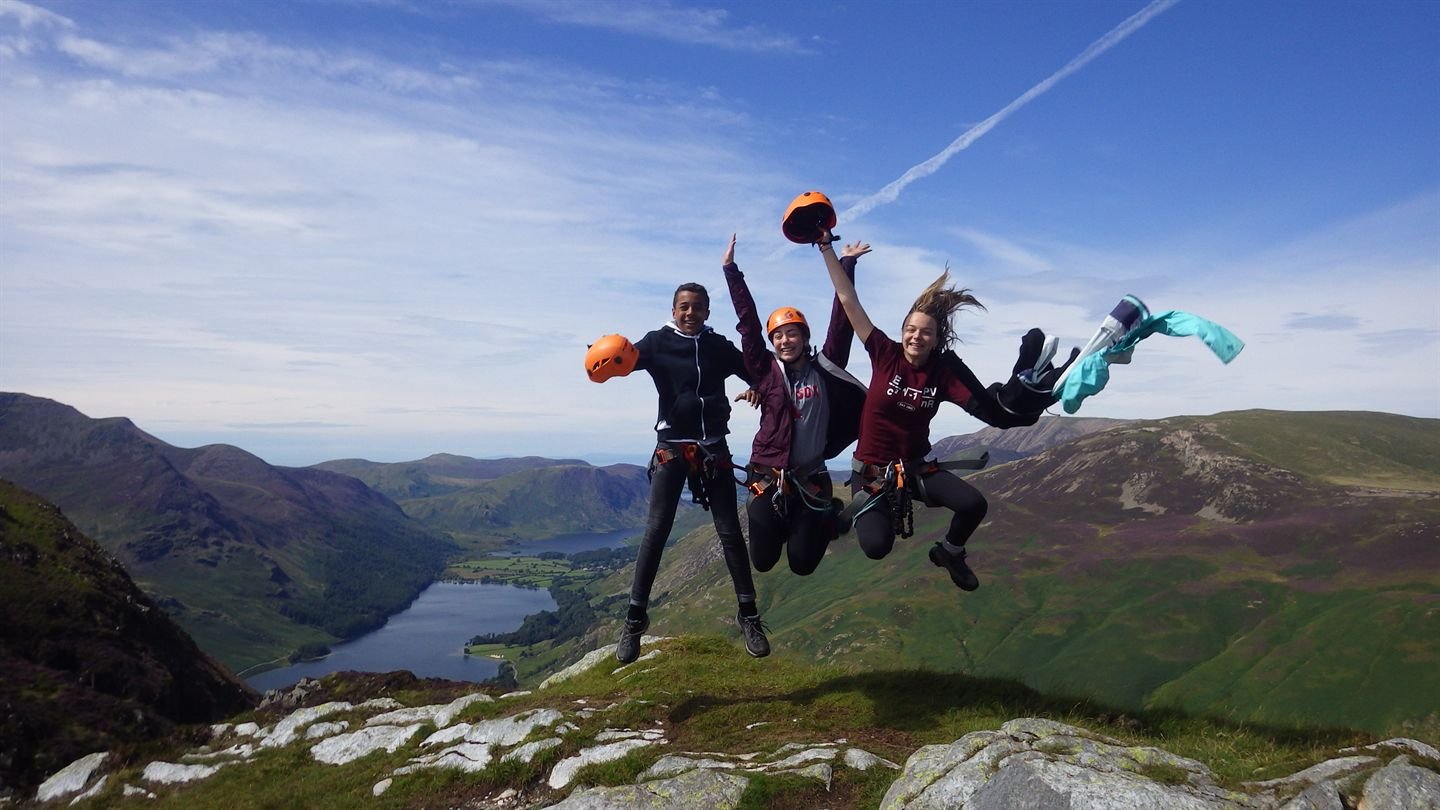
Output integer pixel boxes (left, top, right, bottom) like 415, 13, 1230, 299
766, 306, 809, 339
782, 190, 837, 244
584, 334, 639, 383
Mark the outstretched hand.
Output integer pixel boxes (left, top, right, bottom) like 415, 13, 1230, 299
723, 233, 736, 266
734, 388, 761, 409
841, 240, 871, 259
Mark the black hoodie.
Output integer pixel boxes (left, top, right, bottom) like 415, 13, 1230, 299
635, 322, 753, 444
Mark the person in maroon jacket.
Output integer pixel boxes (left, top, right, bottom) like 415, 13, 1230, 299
722, 234, 869, 576
816, 228, 1073, 592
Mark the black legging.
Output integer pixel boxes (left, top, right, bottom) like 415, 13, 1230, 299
747, 471, 834, 576
628, 441, 756, 609
852, 468, 987, 560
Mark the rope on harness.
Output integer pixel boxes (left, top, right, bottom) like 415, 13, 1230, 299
888, 460, 915, 539
840, 449, 991, 539
745, 462, 832, 521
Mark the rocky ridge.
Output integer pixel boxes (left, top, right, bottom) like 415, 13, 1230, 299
30, 636, 1440, 809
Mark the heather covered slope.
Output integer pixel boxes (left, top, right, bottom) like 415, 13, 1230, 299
316, 454, 653, 550
0, 393, 456, 671
0, 480, 256, 798
600, 410, 1440, 736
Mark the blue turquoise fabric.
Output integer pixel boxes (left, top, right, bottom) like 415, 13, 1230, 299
1056, 311, 1245, 414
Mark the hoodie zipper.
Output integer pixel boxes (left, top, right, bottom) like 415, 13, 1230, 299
693, 332, 707, 443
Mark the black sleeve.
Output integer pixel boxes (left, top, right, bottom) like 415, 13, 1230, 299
940, 350, 1042, 429
713, 334, 755, 387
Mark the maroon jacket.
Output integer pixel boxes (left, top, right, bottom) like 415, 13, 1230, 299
724, 258, 867, 469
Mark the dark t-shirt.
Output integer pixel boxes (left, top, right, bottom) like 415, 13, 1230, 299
856, 328, 975, 464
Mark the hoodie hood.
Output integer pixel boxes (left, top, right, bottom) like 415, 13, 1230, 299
664, 320, 713, 339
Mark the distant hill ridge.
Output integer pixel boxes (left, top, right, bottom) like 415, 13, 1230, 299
315, 454, 653, 549
314, 454, 590, 498
932, 414, 1130, 465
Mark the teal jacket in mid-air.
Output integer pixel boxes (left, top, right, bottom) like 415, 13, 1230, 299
1056, 310, 1245, 414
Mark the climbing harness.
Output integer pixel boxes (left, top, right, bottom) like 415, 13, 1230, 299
744, 461, 832, 521
651, 442, 730, 511
839, 448, 990, 538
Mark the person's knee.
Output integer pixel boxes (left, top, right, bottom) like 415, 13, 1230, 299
857, 536, 892, 560
790, 558, 820, 576
970, 491, 988, 519
752, 551, 780, 573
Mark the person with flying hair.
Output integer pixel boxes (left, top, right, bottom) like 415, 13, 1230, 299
815, 227, 1075, 591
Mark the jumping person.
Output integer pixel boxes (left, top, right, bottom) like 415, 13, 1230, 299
817, 229, 1072, 591
722, 234, 869, 576
584, 281, 771, 663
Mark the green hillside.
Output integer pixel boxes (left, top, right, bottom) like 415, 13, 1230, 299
1194, 409, 1440, 490
399, 463, 651, 546
574, 410, 1440, 737
0, 480, 256, 796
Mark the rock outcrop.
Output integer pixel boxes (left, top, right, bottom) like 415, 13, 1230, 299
30, 639, 1440, 808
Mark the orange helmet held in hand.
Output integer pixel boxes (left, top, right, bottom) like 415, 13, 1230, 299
766, 306, 809, 339
782, 190, 837, 244
584, 334, 639, 382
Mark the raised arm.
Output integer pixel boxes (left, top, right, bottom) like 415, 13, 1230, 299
818, 230, 874, 344
820, 240, 871, 365
721, 234, 773, 381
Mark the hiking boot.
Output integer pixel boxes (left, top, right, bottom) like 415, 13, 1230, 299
929, 543, 980, 591
614, 614, 650, 664
735, 611, 771, 658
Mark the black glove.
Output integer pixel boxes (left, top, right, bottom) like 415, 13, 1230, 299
997, 328, 1079, 417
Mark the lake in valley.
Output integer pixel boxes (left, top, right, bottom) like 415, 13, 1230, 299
245, 528, 640, 692
246, 581, 557, 692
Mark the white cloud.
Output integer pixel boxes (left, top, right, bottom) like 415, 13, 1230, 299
1, 2, 1434, 468
0, 0, 71, 29
0, 10, 804, 464
949, 227, 1056, 275
470, 0, 808, 53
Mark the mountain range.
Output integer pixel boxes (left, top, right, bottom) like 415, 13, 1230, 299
5, 391, 1436, 738
0, 393, 658, 672
585, 409, 1440, 736
0, 393, 455, 670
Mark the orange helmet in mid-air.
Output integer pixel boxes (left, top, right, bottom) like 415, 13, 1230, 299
584, 334, 639, 382
781, 190, 837, 244
766, 306, 809, 339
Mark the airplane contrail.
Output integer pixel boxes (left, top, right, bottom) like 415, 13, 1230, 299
841, 0, 1182, 222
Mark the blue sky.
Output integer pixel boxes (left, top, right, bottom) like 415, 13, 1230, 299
2, 0, 1437, 467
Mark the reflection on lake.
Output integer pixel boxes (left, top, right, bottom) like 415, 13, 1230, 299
246, 581, 556, 692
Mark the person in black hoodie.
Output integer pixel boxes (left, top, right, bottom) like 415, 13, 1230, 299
722, 234, 869, 576
593, 281, 769, 664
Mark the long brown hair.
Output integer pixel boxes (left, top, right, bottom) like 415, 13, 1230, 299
908, 268, 984, 352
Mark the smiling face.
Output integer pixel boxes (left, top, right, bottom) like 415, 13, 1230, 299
769, 323, 809, 366
901, 310, 939, 365
671, 290, 709, 335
